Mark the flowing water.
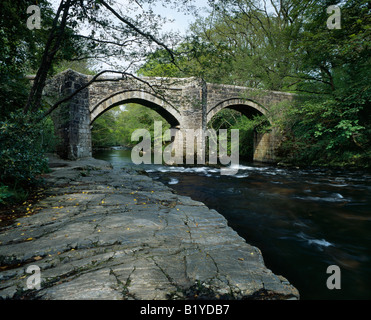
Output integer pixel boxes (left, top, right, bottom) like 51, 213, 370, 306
94, 148, 371, 300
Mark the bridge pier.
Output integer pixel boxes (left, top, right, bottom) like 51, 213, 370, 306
43, 70, 294, 164
49, 70, 92, 160
253, 127, 281, 163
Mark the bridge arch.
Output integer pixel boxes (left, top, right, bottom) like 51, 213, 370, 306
90, 90, 181, 127
207, 98, 269, 124
207, 97, 276, 162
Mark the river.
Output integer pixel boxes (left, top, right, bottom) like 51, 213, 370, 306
94, 148, 371, 300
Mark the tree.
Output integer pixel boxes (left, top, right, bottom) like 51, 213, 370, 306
23, 0, 192, 115
274, 0, 371, 166
0, 0, 57, 118
0, 0, 194, 204
91, 104, 170, 148
182, 0, 370, 166
183, 0, 315, 89
137, 49, 187, 78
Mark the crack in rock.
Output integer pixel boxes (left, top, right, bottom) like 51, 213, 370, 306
0, 156, 300, 300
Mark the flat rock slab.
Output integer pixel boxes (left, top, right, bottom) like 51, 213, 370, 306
0, 155, 299, 300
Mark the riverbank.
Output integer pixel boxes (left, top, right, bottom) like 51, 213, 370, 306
0, 154, 299, 300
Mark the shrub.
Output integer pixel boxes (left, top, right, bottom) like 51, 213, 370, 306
276, 98, 370, 167
0, 185, 13, 204
0, 111, 49, 191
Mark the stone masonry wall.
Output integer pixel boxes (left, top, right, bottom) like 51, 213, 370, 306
45, 70, 295, 163
48, 70, 92, 160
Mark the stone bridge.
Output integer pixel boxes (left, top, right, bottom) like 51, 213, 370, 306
42, 69, 294, 163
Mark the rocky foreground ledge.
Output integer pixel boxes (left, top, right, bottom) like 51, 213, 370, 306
0, 155, 299, 300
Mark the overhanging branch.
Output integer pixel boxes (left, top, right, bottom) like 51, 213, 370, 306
41, 70, 125, 119
40, 70, 179, 119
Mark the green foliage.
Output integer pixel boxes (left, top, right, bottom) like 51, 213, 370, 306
276, 97, 371, 166
137, 50, 186, 77
138, 39, 234, 83
0, 0, 367, 175
0, 0, 71, 205
92, 104, 171, 148
270, 0, 371, 166
54, 60, 97, 75
0, 0, 86, 119
0, 185, 13, 204
232, 115, 270, 160
0, 0, 78, 75
230, 118, 255, 160
207, 109, 270, 160
183, 0, 306, 89
0, 1, 35, 117
0, 111, 49, 190
0, 75, 30, 119
41, 116, 61, 153
178, 0, 370, 167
